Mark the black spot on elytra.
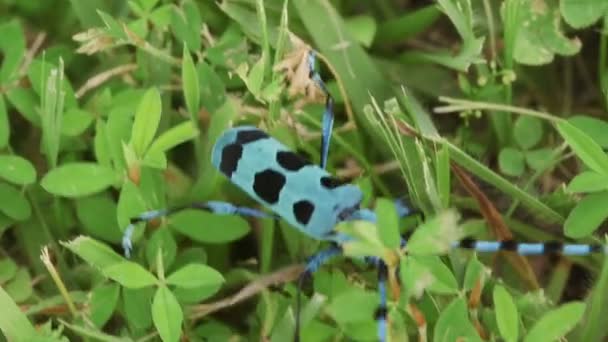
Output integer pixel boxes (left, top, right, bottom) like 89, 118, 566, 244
320, 176, 344, 189
293, 200, 315, 225
253, 169, 285, 204
219, 143, 243, 177
276, 151, 311, 171
236, 130, 269, 144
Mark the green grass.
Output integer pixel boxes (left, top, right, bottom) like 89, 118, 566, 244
2, 0, 608, 341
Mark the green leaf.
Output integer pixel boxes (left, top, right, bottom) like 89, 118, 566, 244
138, 0, 159, 12
406, 210, 461, 256
130, 87, 162, 157
75, 194, 122, 243
344, 15, 377, 48
499, 147, 525, 177
569, 115, 608, 149
123, 287, 154, 332
524, 148, 554, 171
434, 297, 483, 342
564, 191, 608, 238
567, 171, 608, 193
514, 1, 581, 65
556, 120, 608, 176
102, 262, 158, 288
170, 210, 250, 243
171, 1, 201, 52
5, 269, 32, 302
401, 256, 459, 296
514, 116, 543, 150
182, 46, 200, 117
152, 286, 183, 342
41, 162, 117, 197
61, 236, 124, 269
374, 198, 400, 249
166, 263, 224, 289
146, 229, 177, 270
524, 302, 585, 342
90, 283, 120, 328
0, 286, 37, 341
0, 96, 9, 149
493, 285, 519, 342
61, 108, 93, 136
0, 183, 31, 221
338, 221, 385, 259
327, 287, 377, 324
0, 155, 36, 185
147, 121, 198, 155
0, 20, 26, 83
560, 0, 608, 28
39, 58, 66, 168
0, 259, 17, 283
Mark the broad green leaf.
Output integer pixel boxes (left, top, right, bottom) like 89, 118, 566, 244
102, 262, 157, 288
0, 155, 36, 185
326, 288, 377, 324
564, 191, 608, 238
170, 210, 250, 243
182, 46, 200, 117
41, 162, 117, 197
166, 263, 224, 289
567, 171, 608, 193
560, 0, 608, 28
524, 148, 554, 171
6, 88, 39, 125
401, 256, 459, 296
499, 147, 525, 177
406, 210, 461, 255
494, 285, 519, 342
514, 116, 542, 150
145, 229, 177, 270
171, 1, 201, 52
5, 269, 32, 302
90, 283, 120, 328
75, 194, 122, 243
338, 221, 385, 259
152, 286, 183, 342
462, 255, 486, 291
0, 183, 31, 221
524, 302, 585, 342
0, 96, 8, 149
514, 1, 581, 65
0, 20, 26, 83
344, 15, 377, 48
374, 198, 400, 249
130, 87, 162, 157
138, 0, 159, 12
61, 108, 93, 136
0, 259, 17, 283
556, 120, 608, 176
123, 287, 154, 332
0, 286, 37, 341
433, 297, 483, 342
569, 115, 608, 149
97, 10, 127, 40
147, 121, 198, 155
61, 236, 124, 269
